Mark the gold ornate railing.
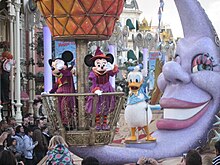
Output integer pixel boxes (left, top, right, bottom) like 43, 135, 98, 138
41, 92, 125, 146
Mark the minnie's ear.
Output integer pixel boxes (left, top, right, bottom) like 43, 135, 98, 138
84, 54, 94, 67
106, 53, 114, 64
62, 51, 73, 62
48, 59, 53, 66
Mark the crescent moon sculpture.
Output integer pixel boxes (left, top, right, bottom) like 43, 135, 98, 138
70, 0, 220, 164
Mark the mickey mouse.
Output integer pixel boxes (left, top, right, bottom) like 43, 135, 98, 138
48, 51, 76, 129
84, 47, 119, 130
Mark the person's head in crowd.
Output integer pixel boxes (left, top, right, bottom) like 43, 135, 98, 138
82, 156, 100, 165
40, 116, 47, 125
22, 114, 29, 127
35, 118, 45, 129
34, 117, 40, 125
48, 135, 68, 150
136, 157, 159, 165
15, 125, 24, 135
33, 98, 39, 106
215, 140, 220, 156
185, 149, 202, 165
0, 120, 8, 131
27, 113, 34, 125
37, 97, 43, 104
34, 97, 42, 104
8, 137, 17, 147
27, 126, 34, 137
0, 131, 9, 142
7, 117, 17, 128
11, 138, 17, 147
0, 150, 17, 165
5, 127, 15, 136
202, 155, 212, 165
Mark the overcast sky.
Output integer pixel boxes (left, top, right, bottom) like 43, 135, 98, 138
137, 0, 220, 38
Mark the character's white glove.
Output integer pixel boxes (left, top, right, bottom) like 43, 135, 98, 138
94, 90, 103, 96
105, 62, 114, 71
56, 59, 65, 70
141, 69, 148, 77
41, 92, 49, 96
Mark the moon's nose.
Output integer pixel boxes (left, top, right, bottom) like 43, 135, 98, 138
162, 61, 191, 84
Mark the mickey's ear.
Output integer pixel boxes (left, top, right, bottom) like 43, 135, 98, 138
84, 54, 94, 67
62, 51, 73, 62
106, 53, 114, 64
48, 59, 53, 66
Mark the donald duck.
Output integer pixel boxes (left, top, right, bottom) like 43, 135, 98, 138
124, 66, 156, 142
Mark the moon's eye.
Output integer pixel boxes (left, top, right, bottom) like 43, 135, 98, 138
192, 53, 214, 73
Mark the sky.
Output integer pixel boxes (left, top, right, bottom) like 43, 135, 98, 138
137, 0, 220, 38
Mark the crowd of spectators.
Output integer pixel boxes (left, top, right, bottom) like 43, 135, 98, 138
1, 111, 220, 165
0, 113, 100, 165
135, 147, 219, 165
213, 140, 220, 165
0, 113, 51, 165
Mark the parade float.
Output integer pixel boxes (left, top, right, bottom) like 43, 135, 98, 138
37, 0, 220, 164
36, 0, 125, 146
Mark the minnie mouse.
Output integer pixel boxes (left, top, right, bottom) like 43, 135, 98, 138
84, 47, 119, 130
48, 51, 76, 129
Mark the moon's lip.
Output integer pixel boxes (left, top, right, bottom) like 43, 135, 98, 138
163, 101, 209, 120
160, 98, 209, 108
157, 100, 210, 130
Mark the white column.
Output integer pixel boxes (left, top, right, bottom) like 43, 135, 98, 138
43, 26, 52, 92
10, 20, 15, 116
7, 0, 16, 117
28, 27, 34, 114
14, 0, 22, 123
10, 18, 15, 117
136, 47, 139, 61
13, 17, 16, 57
10, 66, 15, 117
32, 26, 36, 111
108, 45, 116, 89
0, 72, 1, 120
143, 48, 148, 77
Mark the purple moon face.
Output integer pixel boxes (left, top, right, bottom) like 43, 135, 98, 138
70, 1, 220, 164
157, 37, 220, 130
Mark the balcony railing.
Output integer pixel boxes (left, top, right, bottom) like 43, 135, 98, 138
41, 92, 125, 146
